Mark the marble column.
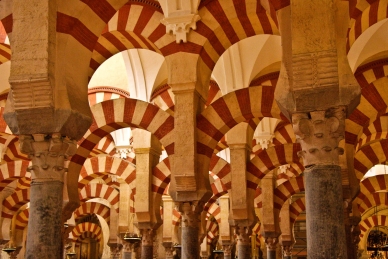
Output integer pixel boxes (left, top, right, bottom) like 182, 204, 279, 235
222, 244, 232, 259
140, 229, 154, 259
21, 133, 76, 259
282, 245, 293, 259
265, 237, 277, 259
235, 226, 251, 259
293, 109, 347, 258
179, 202, 201, 259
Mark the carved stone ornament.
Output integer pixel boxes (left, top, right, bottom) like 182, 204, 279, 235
222, 244, 232, 256
292, 106, 346, 167
20, 133, 77, 181
282, 245, 293, 256
141, 229, 154, 246
158, 0, 201, 43
235, 226, 251, 245
265, 237, 278, 251
123, 243, 132, 252
164, 246, 174, 257
179, 201, 201, 228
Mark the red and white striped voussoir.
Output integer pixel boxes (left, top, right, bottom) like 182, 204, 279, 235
2, 188, 30, 219
357, 192, 388, 215
0, 43, 11, 65
69, 98, 174, 177
289, 197, 305, 224
247, 143, 303, 190
153, 157, 171, 195
347, 0, 388, 51
0, 160, 30, 191
356, 115, 388, 151
359, 215, 388, 238
79, 183, 119, 212
197, 86, 282, 158
346, 77, 388, 145
72, 222, 103, 242
74, 202, 111, 224
15, 208, 29, 230
354, 139, 388, 180
273, 176, 305, 214
79, 156, 136, 190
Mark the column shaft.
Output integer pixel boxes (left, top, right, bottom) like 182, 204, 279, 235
237, 243, 250, 259
122, 251, 132, 259
267, 249, 276, 259
26, 180, 63, 258
181, 225, 199, 258
141, 245, 153, 259
305, 165, 347, 258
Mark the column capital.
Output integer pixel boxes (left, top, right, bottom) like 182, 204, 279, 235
222, 244, 233, 256
20, 133, 76, 181
140, 229, 154, 246
178, 201, 202, 228
292, 106, 346, 167
235, 226, 251, 245
282, 245, 293, 256
265, 236, 278, 251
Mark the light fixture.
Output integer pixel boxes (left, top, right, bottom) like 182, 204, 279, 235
123, 233, 142, 244
2, 245, 16, 255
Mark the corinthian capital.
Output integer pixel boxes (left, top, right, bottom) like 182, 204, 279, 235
292, 106, 346, 167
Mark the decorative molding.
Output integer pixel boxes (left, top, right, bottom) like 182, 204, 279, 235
292, 106, 346, 167
158, 0, 201, 43
88, 86, 130, 98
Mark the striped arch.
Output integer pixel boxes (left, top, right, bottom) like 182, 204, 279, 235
88, 86, 130, 106
209, 154, 231, 190
207, 203, 221, 223
247, 143, 303, 190
0, 43, 11, 64
79, 183, 119, 212
360, 174, 388, 194
197, 86, 283, 159
346, 76, 388, 145
89, 3, 164, 77
2, 138, 29, 162
172, 208, 181, 226
153, 158, 171, 196
194, 0, 279, 72
2, 189, 30, 219
206, 80, 222, 106
272, 122, 296, 146
0, 160, 30, 191
355, 174, 388, 208
274, 176, 305, 213
357, 192, 388, 214
67, 98, 174, 211
151, 84, 175, 116
359, 215, 388, 238
290, 197, 306, 224
354, 139, 388, 179
72, 222, 103, 243
74, 202, 111, 224
206, 215, 219, 245
15, 177, 31, 191
89, 135, 117, 158
354, 59, 388, 89
14, 208, 29, 230
347, 0, 388, 50
79, 156, 136, 189
357, 115, 388, 151
276, 163, 304, 185
213, 136, 228, 155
